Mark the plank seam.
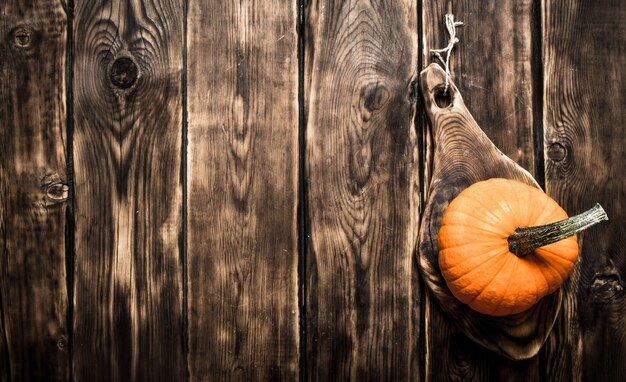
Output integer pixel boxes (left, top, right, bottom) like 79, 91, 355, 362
534, 1, 549, 378
531, 0, 546, 190
65, 1, 76, 380
416, 0, 427, 381
181, 0, 189, 379
297, 0, 307, 380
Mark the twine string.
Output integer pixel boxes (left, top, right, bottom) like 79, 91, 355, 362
430, 14, 464, 94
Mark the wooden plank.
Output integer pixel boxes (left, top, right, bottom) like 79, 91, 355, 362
421, 1, 538, 381
425, 300, 541, 382
542, 0, 626, 380
186, 0, 299, 380
71, 0, 184, 380
0, 2, 69, 380
422, 1, 535, 172
305, 0, 419, 379
419, 65, 547, 380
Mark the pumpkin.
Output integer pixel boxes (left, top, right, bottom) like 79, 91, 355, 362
438, 178, 608, 316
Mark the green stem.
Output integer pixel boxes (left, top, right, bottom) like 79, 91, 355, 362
508, 203, 608, 257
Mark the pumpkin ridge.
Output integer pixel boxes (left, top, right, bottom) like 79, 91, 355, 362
534, 257, 557, 295
446, 252, 506, 305
491, 256, 519, 315
530, 191, 558, 225
440, 240, 504, 251
535, 250, 575, 269
477, 180, 518, 217
448, 207, 510, 225
534, 195, 569, 225
511, 178, 531, 226
535, 241, 578, 262
441, 247, 507, 282
527, 261, 544, 308
460, 249, 512, 306
464, 255, 513, 313
452, 193, 520, 234
442, 208, 517, 233
454, 192, 509, 222
530, 254, 564, 292
535, 246, 578, 265
531, 249, 573, 275
441, 218, 509, 237
447, 189, 493, 214
524, 182, 536, 227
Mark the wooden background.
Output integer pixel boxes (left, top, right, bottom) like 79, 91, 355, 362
0, 0, 623, 380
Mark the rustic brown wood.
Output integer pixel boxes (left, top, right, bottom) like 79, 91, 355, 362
305, 0, 420, 379
420, 2, 542, 380
422, 1, 535, 174
542, 0, 625, 380
418, 64, 560, 361
1, 0, 624, 379
186, 1, 300, 380
424, 298, 541, 382
0, 1, 70, 380
71, 0, 184, 380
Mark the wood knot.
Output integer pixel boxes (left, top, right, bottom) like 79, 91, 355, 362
110, 56, 139, 89
10, 26, 35, 50
548, 142, 566, 162
360, 82, 389, 121
57, 337, 67, 351
41, 174, 68, 203
46, 183, 69, 201
590, 272, 624, 301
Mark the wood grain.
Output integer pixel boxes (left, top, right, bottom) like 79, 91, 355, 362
71, 0, 184, 380
542, 0, 625, 380
420, 2, 540, 380
186, 0, 300, 380
424, 298, 540, 382
422, 0, 535, 173
0, 1, 69, 380
418, 64, 560, 361
305, 0, 420, 379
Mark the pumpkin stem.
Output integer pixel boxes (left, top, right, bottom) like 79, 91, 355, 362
508, 203, 608, 257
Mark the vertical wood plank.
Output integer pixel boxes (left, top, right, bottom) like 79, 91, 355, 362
305, 0, 420, 379
72, 0, 184, 380
542, 0, 625, 380
0, 1, 69, 380
422, 0, 535, 172
421, 1, 539, 381
186, 0, 300, 380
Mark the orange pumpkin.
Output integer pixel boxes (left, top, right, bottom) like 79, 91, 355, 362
438, 178, 607, 316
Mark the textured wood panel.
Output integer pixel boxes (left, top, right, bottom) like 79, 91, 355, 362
421, 1, 539, 381
71, 0, 184, 380
542, 0, 625, 380
305, 0, 420, 379
422, 0, 535, 172
186, 0, 300, 380
418, 64, 559, 375
0, 1, 69, 380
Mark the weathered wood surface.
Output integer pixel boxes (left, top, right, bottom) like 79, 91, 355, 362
186, 0, 300, 380
0, 0, 624, 380
0, 1, 69, 380
72, 0, 184, 380
304, 0, 420, 379
418, 64, 560, 362
542, 0, 625, 380
420, 2, 543, 381
422, 0, 536, 175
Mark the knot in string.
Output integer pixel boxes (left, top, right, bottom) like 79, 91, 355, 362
430, 14, 464, 95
